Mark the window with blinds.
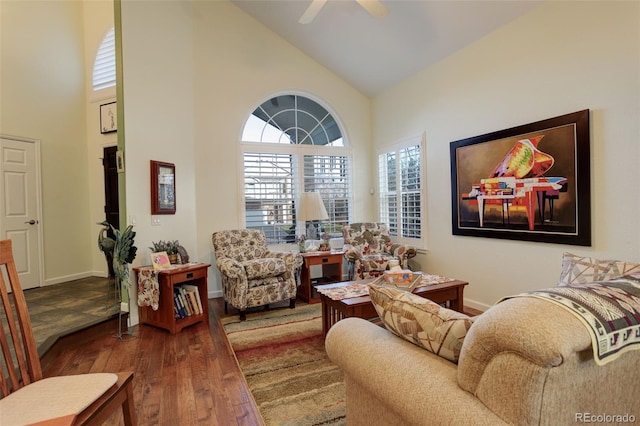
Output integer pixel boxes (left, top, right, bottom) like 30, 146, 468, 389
93, 27, 116, 91
378, 135, 425, 245
303, 154, 351, 235
244, 153, 296, 243
241, 94, 351, 244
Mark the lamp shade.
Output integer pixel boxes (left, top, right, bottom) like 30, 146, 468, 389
298, 192, 329, 222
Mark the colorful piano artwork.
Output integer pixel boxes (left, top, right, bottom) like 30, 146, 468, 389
463, 135, 568, 231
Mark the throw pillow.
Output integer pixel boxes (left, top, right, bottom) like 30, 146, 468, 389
368, 283, 474, 363
558, 252, 640, 286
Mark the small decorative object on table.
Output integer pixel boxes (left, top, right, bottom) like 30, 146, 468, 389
296, 234, 307, 253
149, 240, 186, 264
375, 270, 424, 292
150, 251, 171, 270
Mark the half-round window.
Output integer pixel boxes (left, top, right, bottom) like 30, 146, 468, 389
242, 94, 343, 146
240, 94, 350, 244
92, 27, 115, 91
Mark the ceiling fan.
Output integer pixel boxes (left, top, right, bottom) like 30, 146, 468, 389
299, 0, 388, 24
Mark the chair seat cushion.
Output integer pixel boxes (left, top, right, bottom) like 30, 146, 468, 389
361, 254, 393, 272
0, 373, 118, 426
243, 257, 287, 280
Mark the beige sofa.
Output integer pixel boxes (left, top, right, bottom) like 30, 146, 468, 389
325, 296, 640, 425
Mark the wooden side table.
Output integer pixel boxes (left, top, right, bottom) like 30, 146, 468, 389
297, 251, 344, 304
316, 278, 469, 336
135, 263, 210, 334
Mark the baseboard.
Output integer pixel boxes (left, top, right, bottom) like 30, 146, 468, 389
464, 297, 492, 313
208, 289, 222, 299
44, 271, 95, 286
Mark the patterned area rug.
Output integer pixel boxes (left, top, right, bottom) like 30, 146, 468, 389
221, 304, 346, 426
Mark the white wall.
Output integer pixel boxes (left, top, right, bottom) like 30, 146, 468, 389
373, 1, 640, 310
0, 1, 93, 284
120, 0, 197, 325
120, 0, 372, 314
83, 0, 117, 278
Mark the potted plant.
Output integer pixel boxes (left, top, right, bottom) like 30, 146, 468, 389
149, 240, 181, 264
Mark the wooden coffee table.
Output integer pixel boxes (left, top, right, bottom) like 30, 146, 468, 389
316, 278, 468, 336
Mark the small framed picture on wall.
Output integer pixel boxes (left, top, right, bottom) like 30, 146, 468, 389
100, 102, 117, 134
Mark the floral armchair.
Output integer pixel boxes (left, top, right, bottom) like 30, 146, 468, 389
342, 222, 417, 280
212, 229, 303, 320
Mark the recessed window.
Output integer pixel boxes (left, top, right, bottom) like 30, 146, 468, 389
378, 134, 426, 247
92, 27, 115, 91
241, 94, 351, 244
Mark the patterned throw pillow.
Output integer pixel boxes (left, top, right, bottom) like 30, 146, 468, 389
368, 283, 474, 363
558, 252, 640, 286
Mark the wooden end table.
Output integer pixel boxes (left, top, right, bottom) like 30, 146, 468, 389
297, 251, 344, 304
135, 263, 210, 334
316, 278, 468, 336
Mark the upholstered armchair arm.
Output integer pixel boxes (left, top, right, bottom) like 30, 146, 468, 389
343, 245, 363, 263
384, 243, 416, 269
266, 251, 303, 271
216, 257, 246, 280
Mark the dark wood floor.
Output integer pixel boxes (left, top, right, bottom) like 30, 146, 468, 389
42, 298, 483, 425
42, 298, 265, 426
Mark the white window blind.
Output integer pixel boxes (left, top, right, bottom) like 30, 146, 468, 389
244, 152, 296, 243
303, 154, 351, 235
93, 28, 116, 91
378, 135, 424, 244
241, 94, 351, 244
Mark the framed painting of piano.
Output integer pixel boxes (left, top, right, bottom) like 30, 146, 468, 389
450, 109, 591, 246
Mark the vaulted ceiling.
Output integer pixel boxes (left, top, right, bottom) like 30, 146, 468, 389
231, 0, 542, 97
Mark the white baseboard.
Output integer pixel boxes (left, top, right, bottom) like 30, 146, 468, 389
208, 289, 222, 300
44, 271, 95, 286
464, 297, 492, 313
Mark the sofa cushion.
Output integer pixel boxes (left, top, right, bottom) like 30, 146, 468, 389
558, 252, 640, 286
242, 258, 287, 280
368, 283, 474, 363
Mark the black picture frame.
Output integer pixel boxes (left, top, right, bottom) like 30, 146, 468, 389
151, 160, 176, 215
100, 102, 117, 134
450, 109, 591, 246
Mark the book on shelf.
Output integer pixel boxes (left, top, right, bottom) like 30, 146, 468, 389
186, 291, 199, 315
173, 291, 186, 318
176, 287, 193, 316
181, 284, 203, 315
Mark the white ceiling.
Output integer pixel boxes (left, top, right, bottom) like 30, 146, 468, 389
231, 0, 542, 97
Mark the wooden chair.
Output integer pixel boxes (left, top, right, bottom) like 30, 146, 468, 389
0, 239, 137, 426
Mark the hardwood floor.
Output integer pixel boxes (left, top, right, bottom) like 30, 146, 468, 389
42, 298, 484, 425
42, 298, 264, 426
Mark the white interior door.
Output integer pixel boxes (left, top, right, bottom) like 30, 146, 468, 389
0, 136, 43, 289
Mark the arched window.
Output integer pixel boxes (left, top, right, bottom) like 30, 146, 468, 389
92, 27, 115, 91
241, 94, 351, 244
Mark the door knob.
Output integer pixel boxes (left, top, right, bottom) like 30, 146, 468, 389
24, 219, 38, 225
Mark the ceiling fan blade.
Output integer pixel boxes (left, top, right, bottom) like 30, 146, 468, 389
355, 0, 388, 19
299, 0, 327, 24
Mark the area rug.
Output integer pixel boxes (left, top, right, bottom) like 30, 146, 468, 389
221, 304, 346, 426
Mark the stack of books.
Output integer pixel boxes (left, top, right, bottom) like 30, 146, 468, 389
173, 284, 204, 319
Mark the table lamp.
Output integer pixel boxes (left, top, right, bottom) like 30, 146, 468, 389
298, 191, 329, 241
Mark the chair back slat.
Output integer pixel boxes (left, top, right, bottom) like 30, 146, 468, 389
0, 239, 42, 397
